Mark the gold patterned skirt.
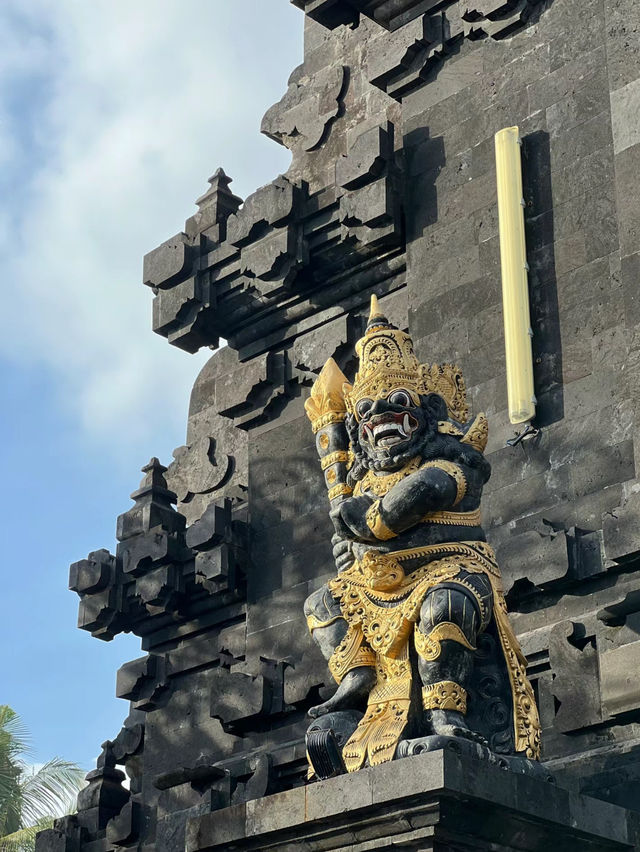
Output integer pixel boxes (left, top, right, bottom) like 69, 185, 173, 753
326, 541, 540, 772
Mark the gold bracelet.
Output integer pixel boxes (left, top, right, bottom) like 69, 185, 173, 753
422, 681, 467, 714
365, 499, 397, 541
328, 483, 353, 501
320, 451, 350, 470
311, 411, 347, 434
421, 460, 467, 506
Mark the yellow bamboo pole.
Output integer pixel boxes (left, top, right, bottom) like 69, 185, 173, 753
494, 126, 536, 425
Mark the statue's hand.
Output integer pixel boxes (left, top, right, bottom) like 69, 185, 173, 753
334, 495, 377, 543
331, 533, 354, 572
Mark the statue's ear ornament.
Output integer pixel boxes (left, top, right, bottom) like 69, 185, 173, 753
460, 412, 489, 453
419, 363, 469, 424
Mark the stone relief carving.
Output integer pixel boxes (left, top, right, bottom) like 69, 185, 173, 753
261, 64, 346, 152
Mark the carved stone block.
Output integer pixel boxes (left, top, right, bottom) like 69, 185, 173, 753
227, 179, 296, 247
603, 490, 640, 564
210, 669, 270, 730
549, 622, 604, 734
600, 640, 640, 717
69, 549, 114, 595
290, 0, 358, 29
336, 123, 393, 190
143, 234, 193, 289
116, 655, 167, 704
106, 800, 140, 847
262, 65, 345, 154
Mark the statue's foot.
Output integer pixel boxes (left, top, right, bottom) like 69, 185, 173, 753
428, 709, 488, 746
309, 667, 376, 719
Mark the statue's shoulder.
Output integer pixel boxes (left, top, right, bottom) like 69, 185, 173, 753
460, 412, 489, 454
435, 412, 488, 455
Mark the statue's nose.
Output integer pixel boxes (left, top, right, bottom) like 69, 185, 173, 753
369, 399, 387, 417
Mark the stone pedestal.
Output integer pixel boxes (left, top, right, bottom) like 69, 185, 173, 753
186, 749, 639, 852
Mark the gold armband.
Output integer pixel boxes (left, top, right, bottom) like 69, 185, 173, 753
421, 460, 467, 506
422, 681, 467, 714
365, 499, 397, 541
320, 451, 351, 470
310, 411, 346, 434
328, 483, 353, 501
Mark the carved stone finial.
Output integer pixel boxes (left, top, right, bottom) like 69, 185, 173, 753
116, 458, 183, 543
186, 168, 243, 243
195, 168, 243, 221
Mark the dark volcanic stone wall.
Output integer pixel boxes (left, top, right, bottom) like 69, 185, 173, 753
399, 0, 640, 804
38, 1, 640, 849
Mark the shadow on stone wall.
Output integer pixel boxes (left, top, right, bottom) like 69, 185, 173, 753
523, 129, 565, 428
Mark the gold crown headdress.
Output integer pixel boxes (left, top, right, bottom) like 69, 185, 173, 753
344, 295, 469, 424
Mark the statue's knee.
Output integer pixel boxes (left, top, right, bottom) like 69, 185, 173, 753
420, 585, 481, 645
304, 585, 341, 621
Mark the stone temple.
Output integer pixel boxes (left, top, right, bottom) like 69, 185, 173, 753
37, 1, 640, 850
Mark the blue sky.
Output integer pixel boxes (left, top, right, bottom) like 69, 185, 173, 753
0, 1, 301, 771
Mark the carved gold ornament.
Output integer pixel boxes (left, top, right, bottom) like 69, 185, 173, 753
422, 681, 468, 713
342, 645, 412, 771
422, 508, 481, 526
327, 483, 353, 501
354, 456, 421, 497
414, 622, 476, 661
305, 358, 351, 433
328, 623, 376, 683
461, 412, 489, 453
306, 613, 343, 633
438, 420, 464, 437
360, 549, 405, 590
320, 451, 351, 469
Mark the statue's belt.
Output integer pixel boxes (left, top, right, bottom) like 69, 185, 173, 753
346, 539, 501, 601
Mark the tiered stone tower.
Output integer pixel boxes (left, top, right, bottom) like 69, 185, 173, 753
37, 1, 640, 849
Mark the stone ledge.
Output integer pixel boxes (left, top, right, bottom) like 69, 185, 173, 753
185, 748, 639, 851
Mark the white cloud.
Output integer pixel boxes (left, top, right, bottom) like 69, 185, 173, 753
0, 0, 300, 465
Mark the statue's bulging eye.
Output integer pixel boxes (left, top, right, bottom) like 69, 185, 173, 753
388, 390, 411, 407
357, 398, 373, 419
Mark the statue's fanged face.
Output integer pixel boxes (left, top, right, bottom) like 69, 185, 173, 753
356, 388, 426, 468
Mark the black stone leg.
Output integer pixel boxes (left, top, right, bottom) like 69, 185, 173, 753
304, 585, 376, 718
418, 585, 488, 745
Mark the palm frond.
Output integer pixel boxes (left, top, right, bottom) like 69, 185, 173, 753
0, 708, 30, 834
0, 818, 53, 852
0, 708, 31, 761
19, 760, 84, 826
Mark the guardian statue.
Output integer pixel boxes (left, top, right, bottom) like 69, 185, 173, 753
303, 296, 541, 776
